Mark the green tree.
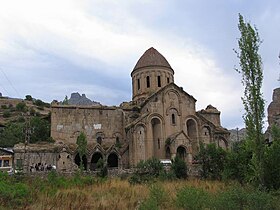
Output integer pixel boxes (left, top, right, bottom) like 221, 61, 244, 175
223, 140, 252, 184
235, 14, 265, 187
195, 143, 226, 180
263, 125, 280, 190
0, 122, 25, 147
25, 95, 33, 101
29, 117, 51, 143
76, 132, 87, 170
171, 156, 188, 179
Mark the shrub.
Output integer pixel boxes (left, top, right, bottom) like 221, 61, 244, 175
171, 156, 188, 179
34, 99, 44, 107
25, 95, 32, 101
3, 110, 11, 118
129, 158, 164, 184
16, 102, 27, 112
176, 186, 209, 210
139, 184, 166, 210
195, 143, 227, 180
1, 104, 7, 109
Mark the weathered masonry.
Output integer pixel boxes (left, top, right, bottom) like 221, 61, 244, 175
11, 47, 230, 173
47, 47, 230, 172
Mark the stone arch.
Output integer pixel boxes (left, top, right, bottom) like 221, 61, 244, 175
167, 108, 179, 125
176, 146, 187, 160
186, 118, 198, 154
202, 126, 211, 144
151, 117, 162, 156
74, 153, 87, 170
165, 89, 181, 103
107, 153, 119, 168
90, 152, 103, 171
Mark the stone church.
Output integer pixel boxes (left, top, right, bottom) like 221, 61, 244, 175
48, 47, 229, 171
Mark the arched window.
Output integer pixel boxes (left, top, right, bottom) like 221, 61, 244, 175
97, 136, 102, 145
116, 136, 120, 144
167, 77, 170, 84
171, 113, 176, 125
146, 76, 150, 88
157, 76, 161, 87
137, 78, 140, 90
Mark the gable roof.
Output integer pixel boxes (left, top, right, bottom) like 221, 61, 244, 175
140, 82, 196, 108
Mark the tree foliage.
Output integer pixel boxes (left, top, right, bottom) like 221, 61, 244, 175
263, 125, 280, 190
76, 132, 87, 170
235, 13, 265, 187
195, 143, 226, 180
223, 141, 252, 184
171, 156, 188, 179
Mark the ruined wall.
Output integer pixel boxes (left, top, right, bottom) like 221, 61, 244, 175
51, 105, 126, 145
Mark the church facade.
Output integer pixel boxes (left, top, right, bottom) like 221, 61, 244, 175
50, 47, 229, 171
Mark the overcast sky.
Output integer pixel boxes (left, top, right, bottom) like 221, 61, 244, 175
0, 0, 279, 129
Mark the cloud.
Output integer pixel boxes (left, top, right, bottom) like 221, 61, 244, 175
3, 0, 278, 129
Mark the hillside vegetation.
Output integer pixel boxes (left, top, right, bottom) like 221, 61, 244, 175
0, 95, 52, 147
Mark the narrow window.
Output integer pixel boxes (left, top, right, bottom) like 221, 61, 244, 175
116, 137, 120, 144
171, 113, 176, 125
157, 76, 161, 87
167, 77, 170, 83
158, 138, 160, 149
137, 79, 140, 90
146, 76, 150, 88
97, 136, 102, 145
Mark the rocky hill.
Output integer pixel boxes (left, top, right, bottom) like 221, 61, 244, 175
0, 96, 50, 126
67, 92, 101, 106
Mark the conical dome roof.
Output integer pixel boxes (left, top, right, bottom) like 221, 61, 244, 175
132, 47, 173, 74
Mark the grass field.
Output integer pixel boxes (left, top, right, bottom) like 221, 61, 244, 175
0, 172, 279, 210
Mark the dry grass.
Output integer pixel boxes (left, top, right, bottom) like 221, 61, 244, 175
29, 178, 228, 210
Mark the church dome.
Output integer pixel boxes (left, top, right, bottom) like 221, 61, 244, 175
132, 47, 173, 74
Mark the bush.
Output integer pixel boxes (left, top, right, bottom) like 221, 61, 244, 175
34, 99, 44, 107
139, 184, 166, 210
0, 172, 30, 207
129, 158, 164, 184
214, 186, 278, 210
25, 95, 32, 101
176, 186, 209, 210
16, 102, 27, 112
3, 110, 11, 118
195, 143, 227, 180
171, 156, 188, 179
1, 104, 7, 109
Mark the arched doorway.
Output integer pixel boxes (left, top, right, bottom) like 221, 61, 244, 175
151, 118, 162, 157
74, 153, 87, 170
186, 119, 198, 154
177, 146, 187, 160
90, 152, 103, 170
107, 153, 118, 168
166, 147, 171, 159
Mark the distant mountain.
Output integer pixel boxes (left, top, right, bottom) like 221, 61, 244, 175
68, 92, 101, 106
229, 128, 246, 142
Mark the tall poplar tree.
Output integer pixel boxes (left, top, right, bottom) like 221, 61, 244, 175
76, 132, 87, 169
235, 14, 265, 187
